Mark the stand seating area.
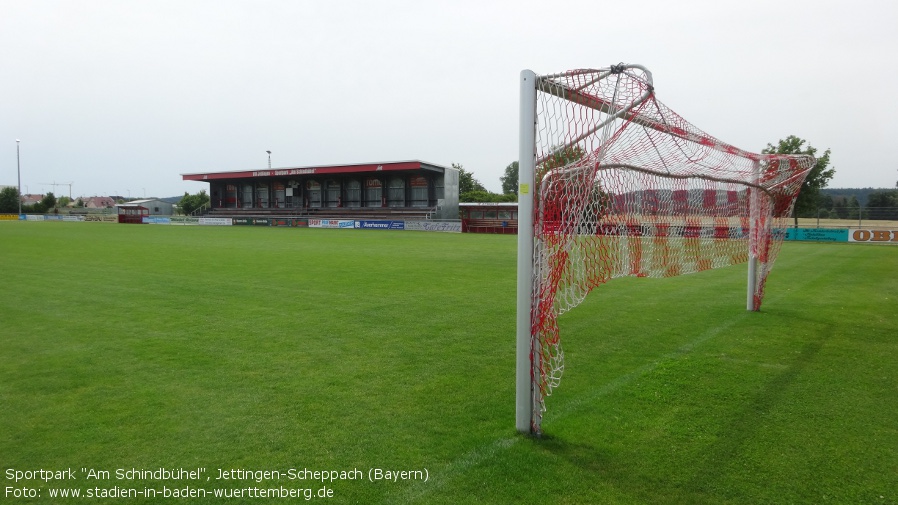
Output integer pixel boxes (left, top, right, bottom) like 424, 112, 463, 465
461, 218, 518, 234
204, 206, 437, 221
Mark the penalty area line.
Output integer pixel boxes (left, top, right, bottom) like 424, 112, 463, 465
389, 436, 519, 504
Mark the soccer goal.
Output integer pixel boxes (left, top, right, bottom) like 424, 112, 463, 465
515, 65, 816, 434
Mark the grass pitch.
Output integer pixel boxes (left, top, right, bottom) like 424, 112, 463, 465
1, 222, 896, 504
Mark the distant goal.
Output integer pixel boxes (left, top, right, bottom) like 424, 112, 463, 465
515, 64, 815, 434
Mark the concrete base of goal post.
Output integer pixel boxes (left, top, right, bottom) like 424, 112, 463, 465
516, 70, 537, 434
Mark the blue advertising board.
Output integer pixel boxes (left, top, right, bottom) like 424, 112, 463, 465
355, 220, 405, 230
783, 228, 848, 242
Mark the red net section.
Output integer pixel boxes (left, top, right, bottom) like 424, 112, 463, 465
529, 66, 815, 430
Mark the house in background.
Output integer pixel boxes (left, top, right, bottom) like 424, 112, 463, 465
83, 197, 116, 209
22, 194, 44, 206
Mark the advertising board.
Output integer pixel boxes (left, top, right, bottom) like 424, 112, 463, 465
355, 220, 405, 230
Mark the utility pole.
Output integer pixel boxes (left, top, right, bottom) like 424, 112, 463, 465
16, 139, 21, 216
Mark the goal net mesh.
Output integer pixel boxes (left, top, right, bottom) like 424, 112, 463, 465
528, 65, 815, 430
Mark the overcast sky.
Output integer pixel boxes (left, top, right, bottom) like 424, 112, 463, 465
2, 0, 896, 198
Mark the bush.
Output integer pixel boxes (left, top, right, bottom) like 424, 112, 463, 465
460, 191, 517, 203
0, 187, 19, 213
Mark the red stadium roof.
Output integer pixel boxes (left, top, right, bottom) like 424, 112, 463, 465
182, 160, 449, 182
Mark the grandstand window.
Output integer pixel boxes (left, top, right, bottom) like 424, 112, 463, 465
388, 177, 405, 207
273, 181, 286, 208
256, 183, 269, 208
365, 178, 382, 207
242, 184, 253, 208
226, 184, 238, 208
325, 179, 340, 208
306, 180, 321, 208
345, 179, 361, 207
410, 176, 429, 207
285, 182, 300, 208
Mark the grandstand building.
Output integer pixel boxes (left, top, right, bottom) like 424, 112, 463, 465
182, 160, 459, 220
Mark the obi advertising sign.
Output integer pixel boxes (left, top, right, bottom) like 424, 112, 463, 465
848, 229, 898, 243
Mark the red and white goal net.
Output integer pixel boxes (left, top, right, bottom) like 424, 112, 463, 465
516, 65, 816, 433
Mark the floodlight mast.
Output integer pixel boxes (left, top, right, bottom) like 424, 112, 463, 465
16, 139, 22, 217
516, 70, 537, 434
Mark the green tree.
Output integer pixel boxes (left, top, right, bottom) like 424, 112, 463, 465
866, 190, 898, 220
25, 201, 47, 214
831, 197, 848, 219
818, 193, 834, 212
846, 195, 863, 220
41, 192, 57, 210
179, 190, 210, 215
814, 193, 834, 219
0, 187, 20, 213
459, 190, 517, 203
500, 161, 519, 195
542, 145, 585, 172
453, 163, 486, 194
762, 136, 834, 227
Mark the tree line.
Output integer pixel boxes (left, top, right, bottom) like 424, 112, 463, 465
453, 162, 518, 203
0, 188, 62, 214
812, 191, 898, 220
0, 187, 211, 215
